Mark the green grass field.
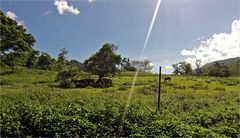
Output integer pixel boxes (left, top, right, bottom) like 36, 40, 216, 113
0, 67, 239, 137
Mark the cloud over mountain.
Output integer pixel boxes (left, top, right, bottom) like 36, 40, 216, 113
181, 19, 240, 66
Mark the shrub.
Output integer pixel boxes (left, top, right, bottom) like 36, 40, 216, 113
102, 88, 116, 93
137, 86, 154, 95
173, 85, 186, 89
189, 83, 208, 90
118, 85, 128, 90
165, 83, 174, 86
214, 87, 226, 91
56, 65, 80, 88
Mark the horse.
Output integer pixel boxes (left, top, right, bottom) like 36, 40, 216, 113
95, 78, 112, 87
103, 78, 112, 86
71, 79, 94, 87
164, 77, 171, 83
83, 79, 94, 86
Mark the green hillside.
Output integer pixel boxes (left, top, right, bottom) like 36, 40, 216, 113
201, 57, 240, 76
1, 67, 239, 137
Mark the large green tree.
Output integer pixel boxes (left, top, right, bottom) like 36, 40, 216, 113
55, 48, 86, 88
36, 52, 54, 70
25, 50, 39, 68
84, 43, 122, 82
0, 11, 35, 69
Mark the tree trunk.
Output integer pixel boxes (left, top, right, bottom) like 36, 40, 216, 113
96, 76, 105, 88
11, 59, 14, 71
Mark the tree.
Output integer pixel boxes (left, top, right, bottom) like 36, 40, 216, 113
0, 11, 36, 69
130, 59, 153, 72
194, 59, 203, 76
36, 52, 54, 70
56, 65, 80, 88
25, 50, 39, 68
84, 43, 122, 84
142, 59, 153, 72
120, 57, 137, 71
228, 59, 240, 76
172, 61, 193, 75
54, 48, 84, 88
208, 62, 222, 77
222, 65, 231, 77
57, 48, 68, 64
121, 57, 130, 70
131, 60, 142, 71
208, 62, 231, 77
54, 48, 69, 71
172, 63, 181, 75
183, 62, 193, 75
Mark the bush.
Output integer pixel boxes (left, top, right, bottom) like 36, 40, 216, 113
214, 87, 225, 91
189, 83, 208, 90
208, 62, 231, 77
173, 84, 186, 89
137, 86, 154, 95
118, 85, 128, 90
56, 65, 80, 88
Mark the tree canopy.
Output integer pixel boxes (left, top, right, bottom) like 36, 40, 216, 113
0, 11, 36, 68
25, 50, 39, 68
36, 52, 55, 70
172, 61, 193, 75
208, 62, 231, 77
131, 59, 153, 72
84, 43, 122, 79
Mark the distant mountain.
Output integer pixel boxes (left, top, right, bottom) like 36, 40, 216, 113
69, 59, 84, 69
202, 57, 240, 68
201, 57, 240, 76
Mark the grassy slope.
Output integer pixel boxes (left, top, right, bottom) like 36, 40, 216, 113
0, 67, 240, 137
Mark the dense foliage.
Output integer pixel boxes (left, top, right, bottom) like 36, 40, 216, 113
202, 60, 239, 77
207, 62, 231, 77
25, 50, 40, 68
0, 11, 35, 68
56, 65, 80, 88
36, 52, 55, 70
0, 67, 239, 137
84, 43, 122, 80
172, 61, 193, 75
131, 59, 154, 72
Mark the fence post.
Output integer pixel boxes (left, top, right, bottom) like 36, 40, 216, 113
158, 66, 161, 109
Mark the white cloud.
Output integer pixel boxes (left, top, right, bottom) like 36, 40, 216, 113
17, 20, 25, 26
149, 62, 154, 67
44, 11, 52, 15
54, 0, 80, 15
6, 11, 17, 20
6, 11, 25, 26
181, 49, 196, 56
88, 0, 95, 3
181, 19, 240, 66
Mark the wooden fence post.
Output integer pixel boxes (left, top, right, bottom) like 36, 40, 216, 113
158, 66, 161, 109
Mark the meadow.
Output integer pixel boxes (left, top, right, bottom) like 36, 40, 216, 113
0, 67, 239, 137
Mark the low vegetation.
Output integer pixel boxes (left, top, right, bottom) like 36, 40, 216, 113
1, 67, 239, 137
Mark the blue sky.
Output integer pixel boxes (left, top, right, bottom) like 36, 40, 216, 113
1, 0, 239, 73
